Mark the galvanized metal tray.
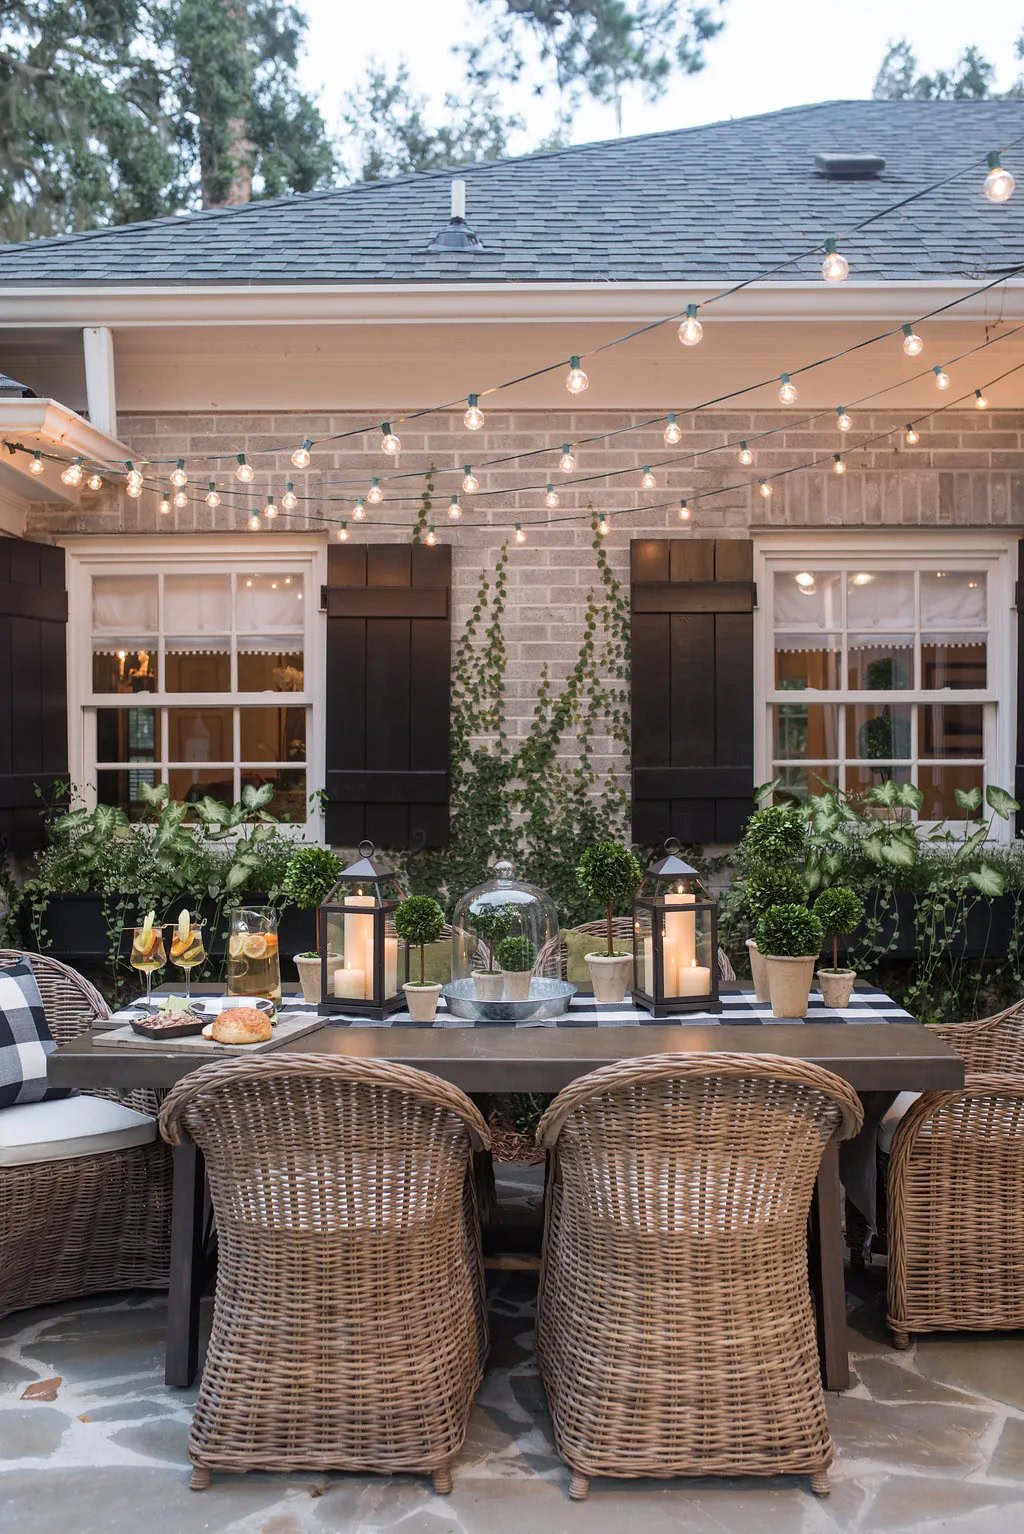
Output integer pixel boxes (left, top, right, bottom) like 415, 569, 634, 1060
441, 977, 576, 1023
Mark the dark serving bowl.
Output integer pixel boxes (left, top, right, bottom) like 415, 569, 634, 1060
129, 1013, 207, 1040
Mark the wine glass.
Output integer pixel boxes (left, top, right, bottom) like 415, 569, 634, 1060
169, 917, 207, 1002
130, 923, 167, 1006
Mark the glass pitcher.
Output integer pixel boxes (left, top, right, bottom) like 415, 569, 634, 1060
226, 907, 282, 1004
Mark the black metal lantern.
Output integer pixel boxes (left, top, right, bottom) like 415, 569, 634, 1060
632, 839, 721, 1017
319, 841, 408, 1018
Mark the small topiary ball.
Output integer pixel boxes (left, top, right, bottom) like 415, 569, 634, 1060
576, 842, 643, 908
755, 903, 823, 958
744, 805, 806, 866
394, 894, 446, 948
496, 934, 536, 972
744, 867, 806, 920
813, 886, 865, 938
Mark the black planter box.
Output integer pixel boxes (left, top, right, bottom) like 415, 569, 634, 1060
844, 889, 1016, 961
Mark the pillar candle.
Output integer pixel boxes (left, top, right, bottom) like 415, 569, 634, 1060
676, 960, 711, 999
662, 890, 696, 995
343, 894, 376, 1000
384, 936, 399, 997
334, 963, 366, 1000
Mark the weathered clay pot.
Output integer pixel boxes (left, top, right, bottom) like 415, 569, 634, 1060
501, 969, 533, 1001
403, 982, 442, 1022
818, 968, 856, 1009
746, 937, 770, 1003
585, 952, 633, 1004
293, 955, 323, 1005
764, 954, 817, 1019
474, 971, 505, 1001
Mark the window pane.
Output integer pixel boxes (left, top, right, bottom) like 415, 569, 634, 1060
241, 767, 305, 821
240, 707, 306, 762
237, 649, 305, 692
92, 647, 159, 695
97, 767, 160, 821
165, 648, 231, 692
167, 708, 233, 762
164, 574, 231, 636
772, 570, 842, 628
847, 704, 912, 761
771, 765, 836, 804
772, 704, 839, 760
846, 571, 914, 631
168, 767, 235, 810
921, 639, 987, 691
920, 569, 986, 628
236, 573, 305, 634
774, 636, 840, 690
847, 637, 913, 691
919, 764, 984, 820
919, 704, 984, 760
92, 575, 157, 637
846, 764, 912, 804
97, 707, 161, 765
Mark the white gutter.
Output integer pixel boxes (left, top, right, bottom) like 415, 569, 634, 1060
0, 399, 134, 505
0, 280, 1021, 329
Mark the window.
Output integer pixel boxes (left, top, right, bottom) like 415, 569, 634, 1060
755, 536, 1016, 830
67, 539, 324, 833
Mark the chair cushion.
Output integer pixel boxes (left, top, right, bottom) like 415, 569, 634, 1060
0, 1094, 157, 1167
878, 1091, 922, 1154
0, 958, 76, 1109
563, 930, 600, 987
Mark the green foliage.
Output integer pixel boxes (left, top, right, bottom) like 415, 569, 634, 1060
744, 805, 806, 866
755, 904, 823, 959
496, 934, 536, 972
395, 894, 446, 986
744, 866, 806, 921
814, 886, 865, 938
873, 37, 1010, 100
576, 842, 642, 907
282, 845, 342, 909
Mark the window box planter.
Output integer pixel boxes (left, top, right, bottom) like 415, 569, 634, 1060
846, 890, 1016, 962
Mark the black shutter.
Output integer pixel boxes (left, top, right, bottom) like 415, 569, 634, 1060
0, 539, 68, 854
631, 538, 754, 845
323, 543, 451, 848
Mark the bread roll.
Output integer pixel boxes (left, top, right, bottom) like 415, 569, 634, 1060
208, 1006, 273, 1044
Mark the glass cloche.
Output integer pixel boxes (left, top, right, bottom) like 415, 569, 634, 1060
451, 859, 560, 1001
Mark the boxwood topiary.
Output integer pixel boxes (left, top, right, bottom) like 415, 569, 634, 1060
755, 903, 823, 959
496, 934, 536, 973
469, 900, 519, 973
282, 845, 343, 909
744, 805, 806, 867
744, 866, 806, 922
576, 841, 643, 956
395, 894, 446, 985
813, 886, 866, 971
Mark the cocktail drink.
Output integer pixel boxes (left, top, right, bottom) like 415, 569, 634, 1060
130, 912, 167, 1004
227, 907, 281, 1004
169, 909, 206, 1001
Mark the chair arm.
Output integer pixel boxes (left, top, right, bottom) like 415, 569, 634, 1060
889, 1073, 1024, 1179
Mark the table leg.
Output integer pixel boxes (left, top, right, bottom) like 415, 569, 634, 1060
809, 1140, 850, 1392
166, 1141, 206, 1389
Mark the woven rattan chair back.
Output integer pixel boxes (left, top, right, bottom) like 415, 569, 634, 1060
929, 999, 1024, 1074
0, 949, 110, 1044
557, 919, 737, 984
535, 1051, 862, 1499
159, 1054, 490, 1492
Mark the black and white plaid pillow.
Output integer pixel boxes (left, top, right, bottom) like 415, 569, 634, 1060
0, 958, 75, 1109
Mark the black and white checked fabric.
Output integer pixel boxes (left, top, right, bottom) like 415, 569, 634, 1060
0, 958, 76, 1107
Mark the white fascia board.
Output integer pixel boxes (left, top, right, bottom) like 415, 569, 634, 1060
0, 279, 1022, 329
0, 398, 134, 504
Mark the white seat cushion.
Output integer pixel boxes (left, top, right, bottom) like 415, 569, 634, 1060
878, 1091, 922, 1155
0, 1095, 157, 1167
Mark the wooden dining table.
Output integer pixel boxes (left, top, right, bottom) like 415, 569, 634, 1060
48, 983, 964, 1395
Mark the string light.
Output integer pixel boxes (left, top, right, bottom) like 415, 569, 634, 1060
975, 388, 988, 409
904, 424, 921, 446
833, 453, 846, 475
205, 483, 221, 508
461, 465, 479, 493
158, 490, 172, 515
559, 444, 577, 472
265, 495, 277, 520
29, 450, 44, 476
173, 488, 188, 509
367, 477, 384, 504
337, 520, 349, 541
836, 407, 853, 432
985, 151, 1015, 203
596, 512, 610, 536
902, 324, 924, 357
641, 466, 656, 489
281, 482, 298, 511
86, 471, 103, 491
678, 303, 703, 346
678, 499, 691, 521
464, 393, 485, 430
291, 439, 313, 469
424, 525, 438, 547
738, 441, 754, 466
514, 521, 526, 544
821, 237, 849, 283
380, 422, 401, 455
663, 414, 682, 446
778, 373, 798, 405
759, 478, 773, 499
236, 453, 255, 483
124, 461, 143, 497
565, 356, 589, 394
248, 511, 260, 531
448, 494, 462, 520
545, 483, 560, 509
933, 366, 951, 390
353, 497, 366, 521
170, 459, 187, 489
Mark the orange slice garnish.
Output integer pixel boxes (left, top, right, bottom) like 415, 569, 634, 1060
242, 934, 268, 960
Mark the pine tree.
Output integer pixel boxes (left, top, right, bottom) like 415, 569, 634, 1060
873, 36, 1024, 101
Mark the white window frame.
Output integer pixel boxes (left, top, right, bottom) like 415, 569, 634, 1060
62, 534, 327, 840
753, 531, 1018, 840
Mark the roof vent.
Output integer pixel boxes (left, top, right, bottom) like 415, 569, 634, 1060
814, 152, 886, 181
429, 178, 484, 252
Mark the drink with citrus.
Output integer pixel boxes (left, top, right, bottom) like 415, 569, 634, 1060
130, 911, 166, 1003
226, 907, 281, 1003
169, 909, 206, 1001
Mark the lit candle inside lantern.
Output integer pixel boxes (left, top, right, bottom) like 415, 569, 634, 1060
662, 888, 696, 995
676, 959, 711, 998
384, 935, 399, 998
344, 892, 376, 1000
333, 963, 366, 1000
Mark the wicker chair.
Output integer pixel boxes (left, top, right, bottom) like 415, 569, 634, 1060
535, 1052, 863, 1500
159, 1054, 490, 1493
0, 950, 171, 1320
556, 918, 737, 985
886, 1000, 1024, 1348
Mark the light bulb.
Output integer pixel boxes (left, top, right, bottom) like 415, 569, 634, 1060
663, 414, 682, 446
833, 454, 846, 475
170, 460, 187, 489
205, 483, 221, 508
282, 483, 298, 511
836, 407, 853, 432
353, 497, 366, 521
461, 465, 479, 493
795, 571, 815, 589
514, 522, 526, 544
123, 462, 143, 497
249, 512, 260, 531
159, 493, 172, 515
678, 303, 703, 346
291, 439, 312, 469
984, 151, 1015, 204
759, 478, 773, 499
545, 483, 559, 509
975, 389, 988, 410
173, 489, 188, 509
738, 441, 754, 467
86, 471, 103, 491
778, 373, 798, 405
596, 513, 610, 536
641, 466, 656, 490
265, 496, 277, 520
902, 324, 923, 357
29, 451, 44, 476
367, 477, 384, 505
236, 454, 254, 483
425, 525, 438, 547
904, 424, 920, 446
933, 367, 951, 391
678, 499, 691, 522
559, 445, 576, 473
821, 238, 849, 282
464, 393, 485, 430
337, 521, 349, 541
566, 355, 589, 394
381, 422, 401, 455
448, 495, 462, 520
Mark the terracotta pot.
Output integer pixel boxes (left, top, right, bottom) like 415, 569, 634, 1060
585, 952, 633, 1004
746, 937, 770, 1003
764, 954, 817, 1019
473, 971, 505, 1002
403, 982, 442, 1023
818, 968, 856, 1009
501, 969, 533, 1001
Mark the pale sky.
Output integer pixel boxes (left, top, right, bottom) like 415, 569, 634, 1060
298, 0, 1024, 157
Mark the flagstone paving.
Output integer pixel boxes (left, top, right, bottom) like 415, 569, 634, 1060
3, 1168, 1024, 1533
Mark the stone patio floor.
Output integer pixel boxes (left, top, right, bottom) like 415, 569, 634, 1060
3, 1166, 1024, 1533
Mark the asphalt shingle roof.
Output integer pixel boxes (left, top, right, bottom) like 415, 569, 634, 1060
0, 100, 1022, 285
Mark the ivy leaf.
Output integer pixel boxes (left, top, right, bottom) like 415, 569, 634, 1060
955, 786, 983, 813
986, 785, 1020, 820
969, 864, 1005, 898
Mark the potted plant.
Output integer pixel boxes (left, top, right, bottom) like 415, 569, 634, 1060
754, 903, 824, 1020
496, 934, 536, 1001
395, 894, 446, 1022
742, 866, 806, 1002
576, 841, 643, 1003
282, 845, 344, 1003
813, 886, 866, 1009
741, 806, 806, 999
469, 900, 518, 1000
